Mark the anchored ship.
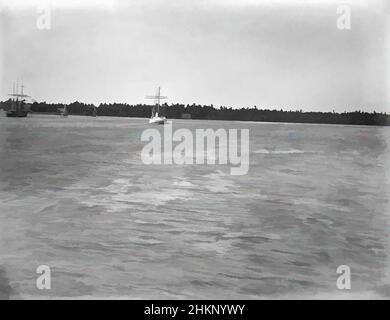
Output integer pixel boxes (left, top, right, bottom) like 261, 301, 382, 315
146, 86, 167, 125
6, 81, 31, 117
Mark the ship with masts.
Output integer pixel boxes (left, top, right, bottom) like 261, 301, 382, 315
146, 86, 167, 125
5, 81, 31, 117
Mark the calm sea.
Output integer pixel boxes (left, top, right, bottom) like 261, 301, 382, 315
0, 113, 389, 299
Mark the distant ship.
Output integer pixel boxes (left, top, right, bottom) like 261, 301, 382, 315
58, 105, 68, 117
146, 86, 167, 125
5, 81, 31, 117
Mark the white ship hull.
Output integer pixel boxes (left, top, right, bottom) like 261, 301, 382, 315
149, 116, 167, 125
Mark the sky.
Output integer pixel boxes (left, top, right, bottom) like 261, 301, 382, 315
0, 0, 388, 112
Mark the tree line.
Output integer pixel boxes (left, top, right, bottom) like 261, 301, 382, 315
1, 99, 389, 125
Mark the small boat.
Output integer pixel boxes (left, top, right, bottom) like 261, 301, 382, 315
146, 86, 167, 125
58, 105, 68, 117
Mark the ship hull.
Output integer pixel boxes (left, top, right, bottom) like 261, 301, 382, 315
149, 116, 167, 125
6, 111, 28, 117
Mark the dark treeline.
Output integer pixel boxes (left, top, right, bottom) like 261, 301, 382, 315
1, 99, 389, 125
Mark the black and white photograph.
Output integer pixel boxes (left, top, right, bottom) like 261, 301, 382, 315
0, 0, 389, 304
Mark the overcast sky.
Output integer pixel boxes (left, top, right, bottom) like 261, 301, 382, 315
0, 0, 388, 112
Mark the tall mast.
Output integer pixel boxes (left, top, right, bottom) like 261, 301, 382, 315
8, 80, 30, 100
145, 86, 167, 117
16, 79, 19, 101
157, 86, 161, 113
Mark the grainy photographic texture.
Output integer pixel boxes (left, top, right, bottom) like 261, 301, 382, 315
0, 0, 389, 300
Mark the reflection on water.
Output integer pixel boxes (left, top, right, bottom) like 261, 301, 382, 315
0, 114, 389, 299
0, 268, 12, 300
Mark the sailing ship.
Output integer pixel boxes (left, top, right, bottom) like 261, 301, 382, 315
5, 81, 31, 117
146, 86, 167, 125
